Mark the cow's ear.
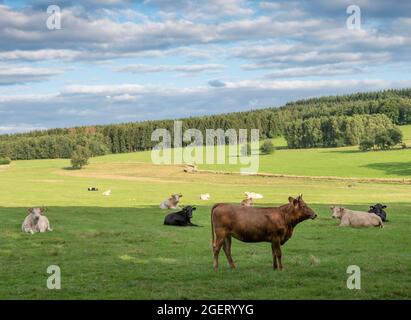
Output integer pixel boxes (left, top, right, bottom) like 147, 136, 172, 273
27, 208, 33, 214
330, 206, 335, 210
288, 196, 294, 203
382, 205, 387, 209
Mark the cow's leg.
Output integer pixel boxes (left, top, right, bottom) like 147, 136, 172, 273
213, 229, 227, 271
213, 238, 224, 271
272, 242, 283, 270
271, 243, 278, 269
223, 236, 236, 269
339, 217, 349, 227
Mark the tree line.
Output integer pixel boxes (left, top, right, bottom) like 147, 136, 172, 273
0, 132, 109, 160
0, 88, 410, 160
283, 114, 401, 149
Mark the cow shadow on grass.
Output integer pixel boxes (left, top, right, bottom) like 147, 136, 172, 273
362, 161, 411, 177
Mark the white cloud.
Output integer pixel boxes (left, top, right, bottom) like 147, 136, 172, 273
108, 94, 140, 102
263, 64, 364, 78
114, 63, 224, 74
0, 5, 321, 59
0, 124, 48, 134
0, 49, 80, 61
144, 0, 253, 19
0, 65, 64, 85
0, 93, 58, 103
259, 2, 281, 10
223, 79, 403, 90
8, 78, 410, 103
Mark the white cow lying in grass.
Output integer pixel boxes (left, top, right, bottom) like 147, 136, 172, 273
102, 189, 112, 196
22, 207, 53, 234
200, 193, 210, 200
331, 206, 384, 228
245, 192, 263, 200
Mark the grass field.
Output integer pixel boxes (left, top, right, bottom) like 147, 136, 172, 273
200, 125, 411, 178
0, 127, 410, 299
88, 125, 411, 179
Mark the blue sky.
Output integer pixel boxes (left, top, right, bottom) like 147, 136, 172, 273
0, 0, 411, 133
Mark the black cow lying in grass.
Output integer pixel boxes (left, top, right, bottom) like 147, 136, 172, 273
164, 206, 198, 226
369, 203, 388, 222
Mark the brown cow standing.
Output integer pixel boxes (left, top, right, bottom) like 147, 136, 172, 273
211, 195, 317, 270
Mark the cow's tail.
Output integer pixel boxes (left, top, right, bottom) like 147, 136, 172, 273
210, 203, 221, 248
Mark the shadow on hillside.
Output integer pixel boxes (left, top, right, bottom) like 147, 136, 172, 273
62, 166, 81, 171
328, 146, 410, 154
363, 161, 411, 176
324, 149, 362, 154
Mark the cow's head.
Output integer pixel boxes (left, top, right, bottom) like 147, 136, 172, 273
171, 193, 183, 201
370, 203, 387, 212
330, 206, 344, 219
182, 206, 196, 219
288, 195, 317, 220
28, 207, 45, 223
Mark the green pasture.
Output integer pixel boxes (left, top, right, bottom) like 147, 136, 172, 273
0, 126, 410, 299
90, 125, 411, 179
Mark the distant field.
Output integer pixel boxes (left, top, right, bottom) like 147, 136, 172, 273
200, 125, 411, 178
90, 125, 411, 179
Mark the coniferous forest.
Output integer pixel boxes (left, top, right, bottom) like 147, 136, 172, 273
1, 88, 411, 160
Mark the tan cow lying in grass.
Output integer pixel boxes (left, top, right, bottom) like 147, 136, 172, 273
160, 193, 182, 209
22, 207, 53, 234
331, 206, 383, 228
